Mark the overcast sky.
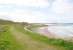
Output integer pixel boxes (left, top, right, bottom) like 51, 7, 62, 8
0, 0, 73, 23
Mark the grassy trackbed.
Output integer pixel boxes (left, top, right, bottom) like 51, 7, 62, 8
11, 25, 64, 50
0, 25, 24, 50
15, 25, 73, 50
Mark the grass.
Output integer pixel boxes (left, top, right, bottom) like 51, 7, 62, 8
0, 20, 73, 50
0, 25, 24, 50
15, 25, 73, 50
1, 23, 73, 50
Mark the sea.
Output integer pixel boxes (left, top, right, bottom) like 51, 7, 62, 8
47, 23, 73, 39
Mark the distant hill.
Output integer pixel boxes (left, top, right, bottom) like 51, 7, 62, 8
0, 19, 14, 24
0, 19, 29, 26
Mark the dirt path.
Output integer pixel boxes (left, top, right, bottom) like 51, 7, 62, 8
9, 26, 64, 50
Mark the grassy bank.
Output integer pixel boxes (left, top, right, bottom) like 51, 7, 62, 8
24, 30, 73, 50
0, 25, 24, 50
15, 25, 73, 50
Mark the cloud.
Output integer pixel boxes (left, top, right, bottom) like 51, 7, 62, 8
7, 8, 49, 23
51, 0, 73, 14
0, 0, 73, 23
0, 0, 49, 8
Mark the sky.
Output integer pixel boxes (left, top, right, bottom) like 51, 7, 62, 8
0, 0, 73, 23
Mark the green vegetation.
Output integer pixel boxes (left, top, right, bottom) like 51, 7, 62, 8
15, 25, 73, 50
0, 19, 73, 50
0, 25, 24, 50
